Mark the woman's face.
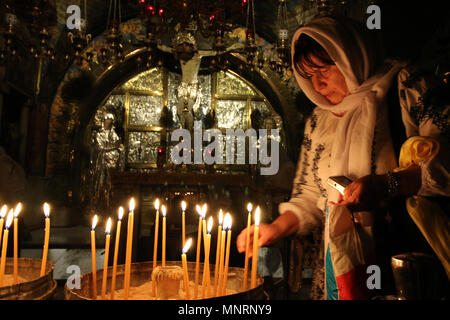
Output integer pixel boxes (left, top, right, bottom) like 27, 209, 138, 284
300, 54, 350, 105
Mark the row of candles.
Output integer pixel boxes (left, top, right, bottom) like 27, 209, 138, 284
0, 202, 50, 287
90, 198, 261, 299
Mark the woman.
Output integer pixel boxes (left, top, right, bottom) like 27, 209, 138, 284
236, 16, 449, 300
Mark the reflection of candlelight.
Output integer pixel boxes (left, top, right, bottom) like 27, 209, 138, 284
110, 207, 124, 300
40, 203, 51, 277
243, 203, 252, 291
181, 201, 186, 247
0, 210, 14, 286
222, 214, 232, 295
202, 217, 213, 298
251, 207, 260, 289
152, 198, 160, 296
13, 203, 22, 284
124, 198, 135, 300
101, 217, 112, 300
213, 209, 223, 296
181, 238, 192, 300
90, 214, 98, 299
161, 205, 166, 267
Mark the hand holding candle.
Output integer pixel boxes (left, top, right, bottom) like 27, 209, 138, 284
13, 203, 22, 284
251, 207, 260, 289
243, 203, 252, 291
0, 210, 14, 286
101, 217, 112, 300
40, 203, 51, 277
90, 214, 98, 299
110, 207, 124, 300
181, 238, 192, 300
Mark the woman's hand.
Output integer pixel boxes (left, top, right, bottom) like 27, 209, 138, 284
236, 211, 299, 257
329, 174, 389, 212
329, 165, 422, 212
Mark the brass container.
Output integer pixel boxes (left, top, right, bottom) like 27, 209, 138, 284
0, 257, 57, 300
65, 260, 266, 300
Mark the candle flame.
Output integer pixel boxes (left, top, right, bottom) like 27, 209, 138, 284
201, 204, 207, 218
154, 198, 160, 210
0, 205, 7, 218
207, 216, 213, 234
118, 207, 124, 220
106, 217, 112, 234
92, 214, 98, 230
255, 207, 261, 226
247, 203, 253, 212
181, 201, 186, 211
43, 203, 50, 218
182, 238, 192, 254
224, 213, 232, 230
195, 204, 201, 216
129, 198, 135, 211
218, 209, 223, 226
5, 209, 14, 229
161, 205, 166, 217
14, 202, 22, 218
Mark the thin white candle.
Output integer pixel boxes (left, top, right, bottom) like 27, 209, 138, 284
13, 203, 22, 284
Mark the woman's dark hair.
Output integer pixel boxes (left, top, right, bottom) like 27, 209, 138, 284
292, 34, 335, 79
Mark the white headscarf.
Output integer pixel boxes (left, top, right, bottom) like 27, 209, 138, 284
291, 17, 405, 203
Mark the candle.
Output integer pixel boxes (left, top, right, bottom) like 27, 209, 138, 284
90, 214, 98, 299
181, 201, 186, 247
124, 197, 135, 300
40, 203, 51, 277
161, 205, 167, 267
222, 214, 232, 295
201, 204, 207, 245
243, 202, 252, 291
202, 217, 213, 299
110, 207, 124, 300
251, 206, 260, 289
13, 203, 22, 284
0, 210, 13, 286
101, 217, 112, 300
181, 238, 192, 300
213, 209, 223, 296
194, 204, 203, 299
216, 213, 227, 296
152, 198, 160, 296
0, 205, 7, 248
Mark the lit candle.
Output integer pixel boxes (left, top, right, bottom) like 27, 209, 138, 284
201, 204, 207, 246
202, 217, 213, 299
194, 204, 203, 299
251, 206, 260, 289
181, 201, 187, 247
124, 197, 135, 300
40, 203, 51, 277
0, 205, 7, 249
213, 209, 223, 296
161, 205, 167, 267
90, 214, 98, 299
243, 202, 252, 291
181, 238, 192, 300
13, 203, 22, 284
0, 210, 13, 286
101, 217, 112, 300
217, 213, 227, 296
152, 199, 160, 296
110, 207, 124, 300
222, 214, 232, 296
